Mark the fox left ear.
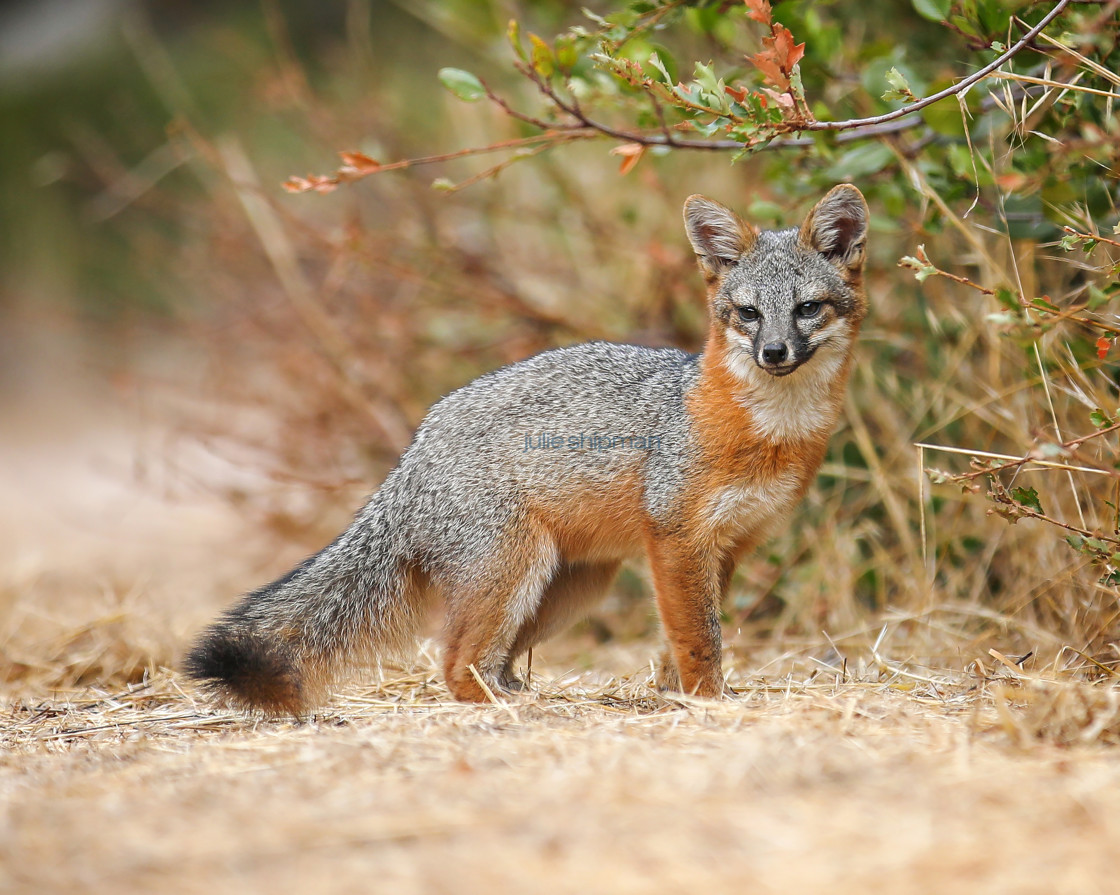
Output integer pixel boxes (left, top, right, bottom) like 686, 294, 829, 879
799, 184, 868, 271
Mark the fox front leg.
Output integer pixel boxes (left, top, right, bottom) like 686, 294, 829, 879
646, 537, 725, 698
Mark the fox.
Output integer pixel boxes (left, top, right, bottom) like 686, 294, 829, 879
185, 183, 869, 716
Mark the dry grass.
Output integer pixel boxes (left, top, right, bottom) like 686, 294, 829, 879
5, 641, 1120, 895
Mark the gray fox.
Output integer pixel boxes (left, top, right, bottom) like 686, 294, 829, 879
185, 184, 869, 715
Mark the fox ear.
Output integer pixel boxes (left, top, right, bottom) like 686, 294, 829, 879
683, 195, 755, 280
800, 184, 868, 271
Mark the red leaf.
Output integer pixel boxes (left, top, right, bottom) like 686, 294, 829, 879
338, 151, 381, 174
1097, 336, 1112, 359
771, 24, 805, 70
308, 175, 338, 194
750, 48, 789, 91
750, 22, 805, 92
725, 84, 750, 103
610, 142, 645, 175
743, 0, 771, 24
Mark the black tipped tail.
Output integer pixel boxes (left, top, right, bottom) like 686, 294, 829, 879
184, 626, 308, 717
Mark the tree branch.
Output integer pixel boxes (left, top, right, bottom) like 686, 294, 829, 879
803, 0, 1073, 132
285, 0, 1075, 191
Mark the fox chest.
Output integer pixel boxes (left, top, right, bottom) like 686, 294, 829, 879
699, 473, 805, 543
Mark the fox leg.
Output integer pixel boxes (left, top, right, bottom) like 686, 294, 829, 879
441, 527, 558, 702
654, 548, 744, 692
647, 537, 727, 698
503, 560, 622, 682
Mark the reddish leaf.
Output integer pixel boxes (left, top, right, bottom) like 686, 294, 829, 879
750, 22, 805, 93
1097, 336, 1112, 359
725, 84, 750, 103
996, 172, 1027, 191
338, 151, 381, 174
771, 24, 805, 70
760, 88, 794, 110
610, 142, 646, 175
743, 0, 771, 24
308, 175, 338, 194
750, 48, 789, 91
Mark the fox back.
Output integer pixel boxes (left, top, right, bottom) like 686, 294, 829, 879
185, 184, 869, 715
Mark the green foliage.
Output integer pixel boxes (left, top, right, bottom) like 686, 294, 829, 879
438, 68, 487, 102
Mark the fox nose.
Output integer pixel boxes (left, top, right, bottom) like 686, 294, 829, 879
761, 342, 789, 364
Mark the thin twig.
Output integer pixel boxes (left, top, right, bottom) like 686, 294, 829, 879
1063, 226, 1120, 250
805, 0, 1073, 132
918, 420, 1120, 484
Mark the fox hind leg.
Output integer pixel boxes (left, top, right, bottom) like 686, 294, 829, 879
441, 526, 558, 702
502, 560, 622, 684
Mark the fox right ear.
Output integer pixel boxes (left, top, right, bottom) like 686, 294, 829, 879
799, 184, 868, 272
683, 196, 755, 281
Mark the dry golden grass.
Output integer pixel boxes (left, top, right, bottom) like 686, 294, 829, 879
6, 603, 1120, 895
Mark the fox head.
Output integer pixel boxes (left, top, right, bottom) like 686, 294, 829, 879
684, 185, 868, 380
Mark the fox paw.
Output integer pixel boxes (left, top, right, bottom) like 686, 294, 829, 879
653, 649, 682, 692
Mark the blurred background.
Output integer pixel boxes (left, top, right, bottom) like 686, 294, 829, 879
1, 0, 1118, 693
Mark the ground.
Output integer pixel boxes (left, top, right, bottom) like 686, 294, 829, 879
3, 327, 1120, 894
5, 667, 1120, 894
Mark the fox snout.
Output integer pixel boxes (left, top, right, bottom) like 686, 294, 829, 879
757, 337, 808, 376
759, 341, 798, 376
761, 342, 788, 364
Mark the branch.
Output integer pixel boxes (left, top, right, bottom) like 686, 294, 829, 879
283, 131, 593, 193
936, 420, 1120, 484
899, 246, 1120, 336
284, 0, 1075, 191
803, 0, 1073, 132
511, 0, 1071, 144
1064, 226, 1120, 250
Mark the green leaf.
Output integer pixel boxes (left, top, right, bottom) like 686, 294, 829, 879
976, 0, 1011, 35
529, 33, 555, 78
438, 68, 486, 102
555, 35, 579, 73
994, 288, 1019, 310
900, 255, 937, 282
1090, 409, 1115, 429
647, 50, 673, 84
693, 61, 719, 95
507, 19, 526, 62
912, 0, 951, 21
823, 142, 894, 180
1010, 486, 1044, 515
882, 67, 916, 103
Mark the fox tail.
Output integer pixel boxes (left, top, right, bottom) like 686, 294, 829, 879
184, 495, 417, 716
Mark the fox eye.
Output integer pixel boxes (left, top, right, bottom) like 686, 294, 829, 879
737, 306, 760, 323
796, 300, 822, 318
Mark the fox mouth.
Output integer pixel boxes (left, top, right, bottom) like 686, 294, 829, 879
758, 360, 804, 377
